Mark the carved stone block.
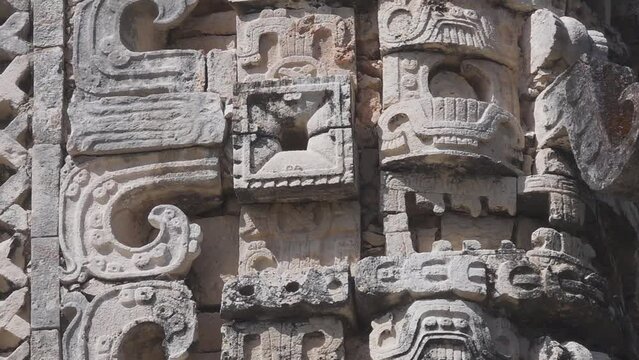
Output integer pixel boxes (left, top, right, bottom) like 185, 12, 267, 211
62, 281, 197, 360
233, 76, 357, 202
236, 7, 355, 82
222, 317, 345, 360
221, 265, 351, 321
59, 148, 221, 282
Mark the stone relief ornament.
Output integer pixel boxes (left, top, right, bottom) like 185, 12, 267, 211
233, 76, 357, 202
62, 281, 197, 360
378, 52, 524, 174
69, 0, 227, 155
236, 7, 355, 82
59, 148, 220, 282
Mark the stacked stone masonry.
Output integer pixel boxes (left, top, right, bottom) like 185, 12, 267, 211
1, 0, 639, 358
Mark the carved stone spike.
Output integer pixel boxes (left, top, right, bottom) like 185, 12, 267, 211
62, 281, 197, 360
222, 317, 345, 360
233, 76, 357, 203
535, 58, 639, 198
59, 148, 221, 282
235, 7, 355, 82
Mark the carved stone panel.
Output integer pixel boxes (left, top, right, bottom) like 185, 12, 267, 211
377, 0, 520, 68
59, 148, 221, 282
222, 317, 345, 360
69, 0, 227, 155
378, 52, 523, 173
236, 7, 355, 82
233, 76, 357, 202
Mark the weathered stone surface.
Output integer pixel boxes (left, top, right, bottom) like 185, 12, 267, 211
30, 330, 57, 360
233, 76, 357, 202
62, 281, 197, 359
31, 145, 62, 238
32, 0, 64, 47
190, 216, 239, 307
30, 238, 59, 330
32, 48, 64, 144
222, 317, 345, 360
59, 148, 221, 282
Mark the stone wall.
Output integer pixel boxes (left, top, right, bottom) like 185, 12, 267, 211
0, 0, 639, 358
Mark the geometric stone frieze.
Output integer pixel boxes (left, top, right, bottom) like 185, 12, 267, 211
222, 317, 344, 360
61, 281, 196, 360
377, 0, 520, 68
233, 76, 357, 203
236, 7, 355, 82
59, 148, 221, 282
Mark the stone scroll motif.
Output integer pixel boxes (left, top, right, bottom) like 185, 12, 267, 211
69, 0, 226, 155
222, 317, 345, 360
236, 7, 355, 82
62, 281, 196, 360
233, 76, 357, 202
59, 148, 220, 282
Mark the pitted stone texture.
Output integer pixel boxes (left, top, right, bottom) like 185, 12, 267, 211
236, 7, 355, 82
222, 317, 344, 360
233, 76, 357, 203
0, 11, 29, 61
222, 266, 351, 321
59, 148, 221, 282
68, 92, 226, 155
190, 216, 239, 307
535, 58, 639, 199
30, 238, 60, 330
378, 52, 523, 173
377, 0, 521, 68
239, 201, 360, 274
62, 281, 197, 360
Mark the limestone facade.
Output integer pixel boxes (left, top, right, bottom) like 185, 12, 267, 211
0, 0, 639, 359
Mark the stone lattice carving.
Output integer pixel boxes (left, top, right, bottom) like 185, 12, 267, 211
59, 148, 220, 282
62, 281, 196, 359
0, 1, 30, 357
